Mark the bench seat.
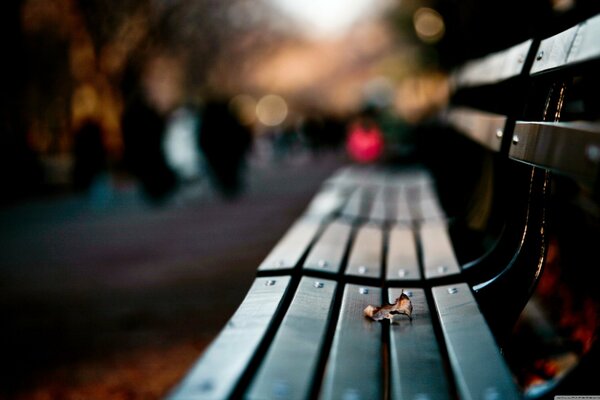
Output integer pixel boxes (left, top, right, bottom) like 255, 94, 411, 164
169, 167, 523, 400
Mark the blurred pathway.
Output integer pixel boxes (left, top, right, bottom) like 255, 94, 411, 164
0, 150, 345, 399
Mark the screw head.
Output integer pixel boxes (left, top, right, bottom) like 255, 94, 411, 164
496, 129, 503, 139
404, 290, 413, 297
536, 50, 544, 61
448, 287, 458, 294
359, 287, 369, 295
398, 269, 407, 278
314, 281, 324, 288
265, 280, 276, 286
358, 265, 368, 274
317, 259, 328, 268
437, 265, 448, 274
512, 135, 520, 145
276, 260, 285, 267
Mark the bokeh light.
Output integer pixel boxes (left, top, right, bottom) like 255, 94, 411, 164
413, 7, 445, 44
256, 94, 288, 126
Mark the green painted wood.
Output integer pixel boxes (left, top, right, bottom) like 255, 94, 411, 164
432, 284, 521, 400
388, 288, 452, 400
246, 277, 337, 400
319, 284, 383, 400
346, 224, 383, 279
386, 225, 420, 282
303, 220, 352, 274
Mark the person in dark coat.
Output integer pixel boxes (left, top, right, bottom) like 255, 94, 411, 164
199, 100, 252, 198
121, 94, 177, 202
72, 119, 106, 191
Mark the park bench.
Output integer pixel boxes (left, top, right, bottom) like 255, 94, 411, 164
169, 12, 600, 400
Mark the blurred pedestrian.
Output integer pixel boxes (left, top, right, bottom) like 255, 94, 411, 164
121, 93, 177, 202
72, 119, 106, 191
199, 100, 252, 198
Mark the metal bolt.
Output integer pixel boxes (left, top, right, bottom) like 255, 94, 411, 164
358, 265, 368, 274
536, 50, 544, 61
447, 287, 458, 294
512, 135, 520, 145
404, 290, 413, 297
496, 129, 503, 139
318, 259, 328, 268
398, 269, 407, 278
359, 287, 369, 295
518, 54, 525, 63
437, 265, 448, 274
265, 280, 276, 286
314, 281, 324, 288
276, 260, 285, 267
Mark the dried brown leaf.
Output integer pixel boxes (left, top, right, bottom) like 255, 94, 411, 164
363, 292, 413, 322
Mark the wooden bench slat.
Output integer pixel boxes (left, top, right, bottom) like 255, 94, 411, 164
305, 186, 351, 218
530, 24, 579, 74
324, 166, 356, 186
419, 197, 446, 221
417, 184, 446, 221
567, 13, 600, 67
446, 107, 507, 152
452, 39, 532, 87
304, 220, 352, 274
432, 283, 521, 400
345, 224, 383, 279
369, 186, 389, 223
394, 187, 413, 223
387, 168, 434, 188
246, 277, 337, 400
319, 284, 383, 400
168, 276, 292, 400
259, 219, 322, 271
420, 221, 461, 279
511, 121, 600, 186
531, 14, 600, 75
386, 225, 421, 281
341, 186, 371, 220
388, 288, 452, 400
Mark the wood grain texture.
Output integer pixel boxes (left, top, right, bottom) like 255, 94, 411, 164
319, 284, 383, 400
247, 277, 337, 400
388, 288, 452, 400
303, 220, 352, 274
346, 224, 383, 279
259, 219, 322, 271
432, 284, 521, 400
386, 225, 420, 282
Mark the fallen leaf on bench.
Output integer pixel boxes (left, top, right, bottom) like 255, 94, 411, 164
364, 292, 413, 322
